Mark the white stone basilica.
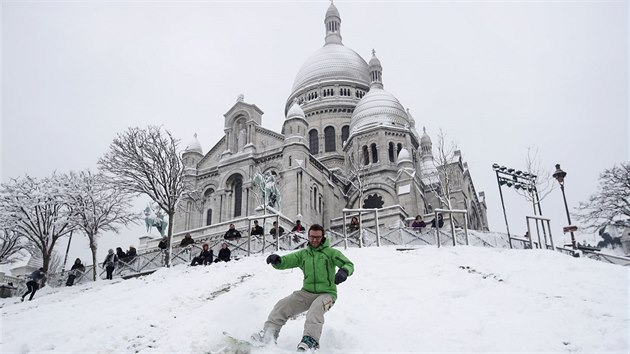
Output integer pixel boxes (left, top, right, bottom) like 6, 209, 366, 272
173, 3, 488, 236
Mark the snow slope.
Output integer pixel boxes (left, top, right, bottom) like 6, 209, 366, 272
1, 246, 628, 353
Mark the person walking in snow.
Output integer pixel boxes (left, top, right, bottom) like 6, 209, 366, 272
254, 224, 354, 352
103, 249, 118, 280
21, 268, 46, 302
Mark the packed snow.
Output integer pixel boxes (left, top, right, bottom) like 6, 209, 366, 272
1, 245, 628, 353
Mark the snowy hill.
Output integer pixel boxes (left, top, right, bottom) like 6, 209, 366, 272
1, 246, 628, 353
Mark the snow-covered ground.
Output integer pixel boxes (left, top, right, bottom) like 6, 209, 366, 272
1, 245, 628, 353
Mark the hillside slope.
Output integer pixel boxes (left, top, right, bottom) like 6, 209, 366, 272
1, 246, 627, 353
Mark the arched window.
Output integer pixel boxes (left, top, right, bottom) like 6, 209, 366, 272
397, 143, 403, 157
341, 125, 349, 144
324, 126, 336, 152
227, 176, 243, 218
371, 143, 378, 163
362, 145, 369, 165
309, 129, 319, 155
388, 142, 395, 162
313, 186, 318, 209
363, 193, 384, 209
206, 209, 212, 226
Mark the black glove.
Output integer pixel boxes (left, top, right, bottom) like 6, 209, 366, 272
266, 254, 281, 265
334, 268, 348, 285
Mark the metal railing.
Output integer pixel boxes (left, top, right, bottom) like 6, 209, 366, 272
6, 222, 629, 297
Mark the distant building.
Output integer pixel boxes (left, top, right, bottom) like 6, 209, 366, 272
173, 3, 488, 235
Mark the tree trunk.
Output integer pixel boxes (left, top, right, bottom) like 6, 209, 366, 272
89, 236, 98, 281
166, 212, 175, 268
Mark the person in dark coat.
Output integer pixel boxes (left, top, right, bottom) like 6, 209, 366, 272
411, 215, 427, 231
180, 234, 195, 247
66, 258, 86, 286
251, 220, 264, 237
349, 217, 360, 231
270, 221, 285, 238
430, 214, 444, 228
126, 246, 137, 260
291, 220, 305, 233
103, 249, 118, 280
214, 242, 231, 263
191, 243, 214, 266
224, 224, 242, 241
116, 247, 127, 260
158, 236, 168, 251
291, 220, 305, 242
21, 268, 46, 302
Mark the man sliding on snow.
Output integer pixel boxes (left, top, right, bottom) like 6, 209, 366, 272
255, 223, 354, 352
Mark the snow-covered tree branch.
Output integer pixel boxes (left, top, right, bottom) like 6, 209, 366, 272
576, 162, 630, 231
63, 170, 140, 280
98, 126, 197, 267
0, 228, 27, 265
0, 174, 75, 272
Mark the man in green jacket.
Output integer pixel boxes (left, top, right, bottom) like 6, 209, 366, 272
256, 223, 354, 352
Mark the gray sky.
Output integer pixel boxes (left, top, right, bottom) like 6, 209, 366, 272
2, 0, 628, 265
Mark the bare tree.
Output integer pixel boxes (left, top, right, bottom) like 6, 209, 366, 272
64, 170, 140, 280
0, 174, 75, 272
425, 129, 458, 211
98, 126, 197, 267
333, 153, 376, 209
512, 147, 556, 216
425, 129, 461, 230
0, 228, 27, 265
576, 162, 630, 231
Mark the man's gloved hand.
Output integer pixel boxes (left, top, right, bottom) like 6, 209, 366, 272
266, 254, 281, 265
334, 268, 348, 285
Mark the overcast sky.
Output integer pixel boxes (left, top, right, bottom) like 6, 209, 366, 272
2, 0, 627, 265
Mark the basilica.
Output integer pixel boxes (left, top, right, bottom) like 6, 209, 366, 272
173, 2, 488, 236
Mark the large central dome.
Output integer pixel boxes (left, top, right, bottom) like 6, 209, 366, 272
285, 2, 370, 114
291, 44, 369, 94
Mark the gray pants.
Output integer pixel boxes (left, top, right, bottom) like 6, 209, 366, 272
263, 290, 335, 343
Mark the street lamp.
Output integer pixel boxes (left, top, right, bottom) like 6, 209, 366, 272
552, 163, 576, 250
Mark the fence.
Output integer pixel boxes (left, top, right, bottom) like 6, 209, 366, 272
5, 221, 629, 297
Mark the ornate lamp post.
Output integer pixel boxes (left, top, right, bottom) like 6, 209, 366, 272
552, 164, 576, 249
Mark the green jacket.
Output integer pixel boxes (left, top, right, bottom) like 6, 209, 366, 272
273, 237, 354, 299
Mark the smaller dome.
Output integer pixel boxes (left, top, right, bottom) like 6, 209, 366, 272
421, 127, 432, 145
184, 133, 203, 154
287, 102, 305, 119
397, 148, 412, 164
368, 52, 382, 68
326, 2, 340, 18
350, 88, 409, 134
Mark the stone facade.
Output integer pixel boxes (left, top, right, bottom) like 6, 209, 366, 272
173, 3, 488, 237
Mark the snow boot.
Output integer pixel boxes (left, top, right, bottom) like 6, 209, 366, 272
296, 335, 319, 352
251, 329, 277, 345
